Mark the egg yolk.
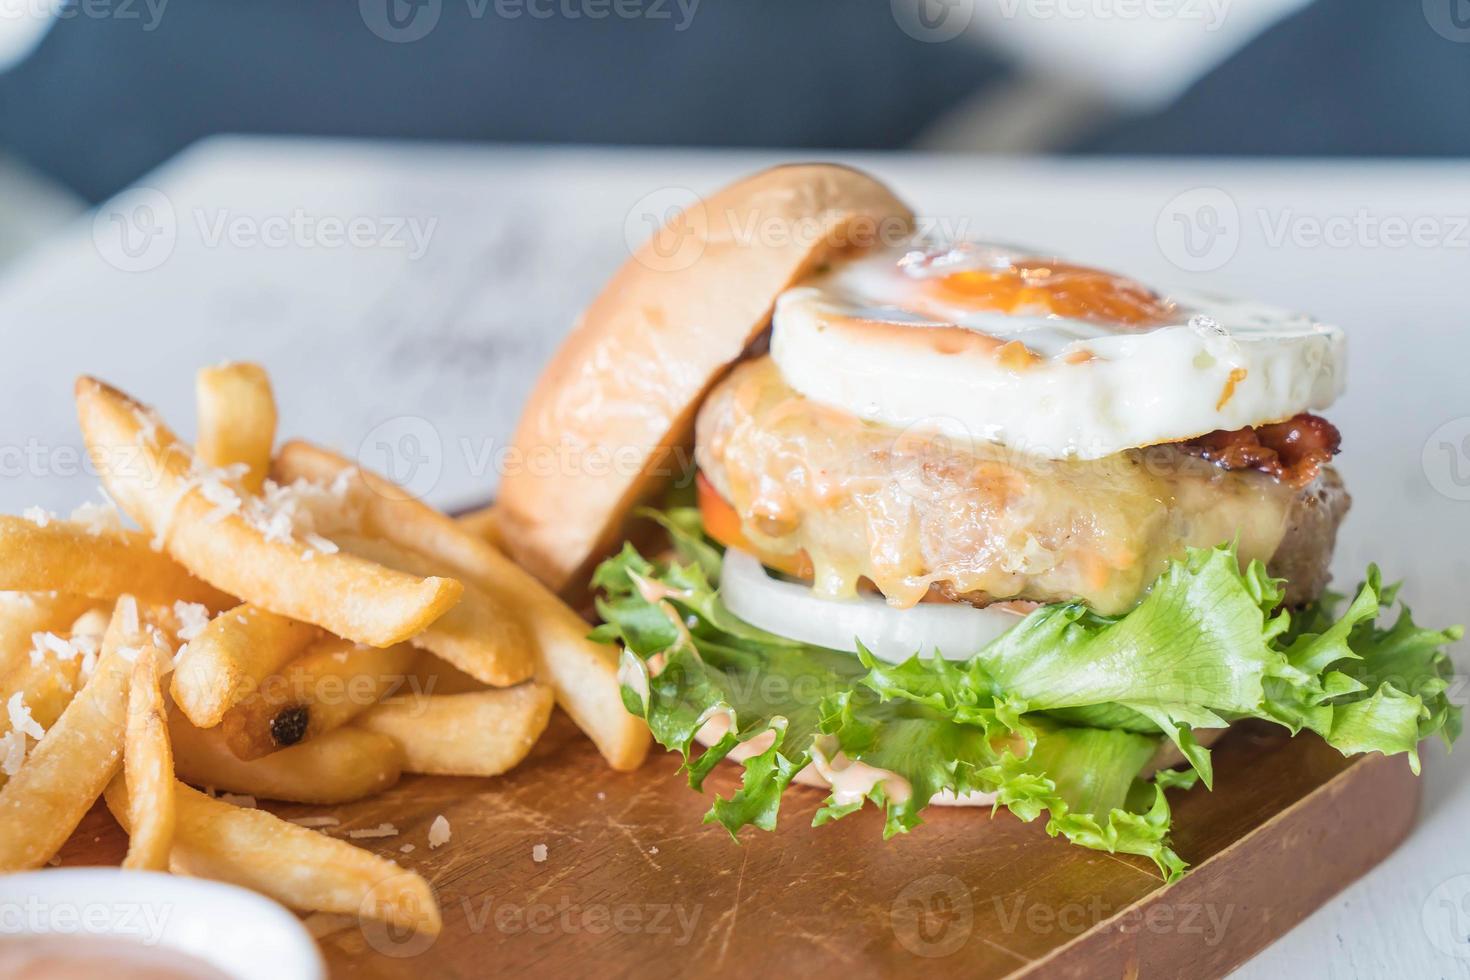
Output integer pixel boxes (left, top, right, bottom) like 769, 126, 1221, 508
922, 260, 1176, 328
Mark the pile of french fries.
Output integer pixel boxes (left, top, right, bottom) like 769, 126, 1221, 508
0, 363, 648, 935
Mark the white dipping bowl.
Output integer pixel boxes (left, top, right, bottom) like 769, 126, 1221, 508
0, 868, 324, 980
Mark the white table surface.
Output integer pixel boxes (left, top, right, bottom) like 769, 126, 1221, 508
1, 136, 1466, 977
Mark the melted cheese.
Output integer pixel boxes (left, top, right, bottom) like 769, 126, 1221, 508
697, 357, 1310, 615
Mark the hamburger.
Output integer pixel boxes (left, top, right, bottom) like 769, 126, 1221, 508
497, 165, 1460, 878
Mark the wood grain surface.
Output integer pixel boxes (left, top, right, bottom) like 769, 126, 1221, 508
60, 715, 1420, 978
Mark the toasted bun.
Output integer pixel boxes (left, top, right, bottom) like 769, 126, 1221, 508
498, 164, 914, 594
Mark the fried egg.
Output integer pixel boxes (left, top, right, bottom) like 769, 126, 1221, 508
769, 242, 1345, 460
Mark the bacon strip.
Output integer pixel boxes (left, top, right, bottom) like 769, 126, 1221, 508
1178, 413, 1341, 488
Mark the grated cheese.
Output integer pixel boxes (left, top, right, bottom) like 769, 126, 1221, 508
117, 595, 140, 637
70, 492, 124, 535
0, 731, 26, 776
7, 693, 44, 741
289, 815, 342, 829
22, 506, 54, 528
172, 601, 211, 642
428, 815, 451, 849
348, 822, 399, 840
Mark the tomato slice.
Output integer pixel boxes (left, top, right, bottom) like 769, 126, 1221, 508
696, 473, 812, 579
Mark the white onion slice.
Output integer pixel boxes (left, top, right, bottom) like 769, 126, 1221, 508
721, 548, 1024, 664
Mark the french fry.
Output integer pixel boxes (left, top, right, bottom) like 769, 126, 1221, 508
0, 518, 230, 608
122, 645, 174, 871
334, 533, 532, 686
171, 603, 319, 728
196, 362, 276, 494
0, 609, 107, 790
105, 779, 440, 935
0, 592, 95, 677
355, 686, 554, 777
169, 711, 400, 804
273, 440, 650, 771
221, 638, 417, 760
75, 377, 463, 647
0, 600, 138, 870
456, 503, 505, 552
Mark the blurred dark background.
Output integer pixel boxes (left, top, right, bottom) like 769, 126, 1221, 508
0, 0, 1463, 210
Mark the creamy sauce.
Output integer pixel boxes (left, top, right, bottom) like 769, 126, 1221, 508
809, 736, 913, 807
0, 936, 231, 980
695, 710, 780, 762
698, 357, 1315, 615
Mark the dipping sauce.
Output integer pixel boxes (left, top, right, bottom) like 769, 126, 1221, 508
0, 935, 232, 980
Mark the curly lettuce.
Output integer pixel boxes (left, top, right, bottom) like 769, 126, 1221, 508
593, 508, 1461, 881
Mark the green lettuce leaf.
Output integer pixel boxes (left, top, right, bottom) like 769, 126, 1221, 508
595, 519, 1460, 882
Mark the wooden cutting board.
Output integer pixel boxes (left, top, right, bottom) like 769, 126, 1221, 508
62, 714, 1419, 978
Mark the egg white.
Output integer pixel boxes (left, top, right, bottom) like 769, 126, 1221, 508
769, 244, 1345, 460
